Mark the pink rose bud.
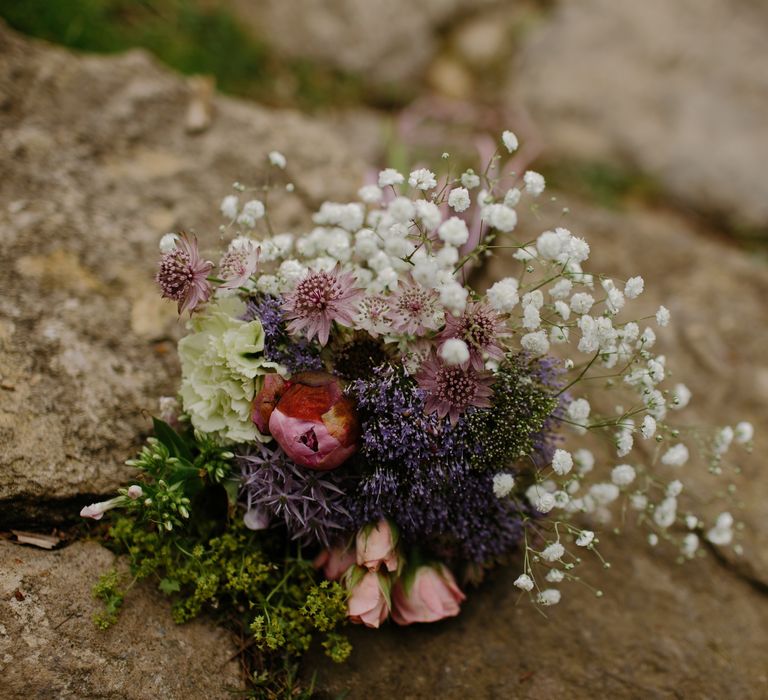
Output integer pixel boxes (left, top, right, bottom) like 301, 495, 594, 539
356, 519, 399, 573
313, 545, 357, 581
267, 371, 360, 470
391, 564, 466, 626
243, 505, 271, 531
252, 374, 287, 434
346, 568, 390, 628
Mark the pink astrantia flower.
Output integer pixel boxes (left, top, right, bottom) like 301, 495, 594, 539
416, 354, 494, 424
156, 231, 214, 314
346, 569, 390, 628
219, 238, 259, 289
355, 294, 392, 338
391, 564, 465, 626
283, 266, 364, 346
356, 519, 399, 573
387, 279, 442, 336
438, 301, 509, 370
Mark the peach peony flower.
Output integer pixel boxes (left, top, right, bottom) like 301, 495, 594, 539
313, 546, 357, 581
267, 371, 360, 470
251, 373, 287, 434
356, 519, 399, 573
391, 564, 466, 625
346, 569, 390, 628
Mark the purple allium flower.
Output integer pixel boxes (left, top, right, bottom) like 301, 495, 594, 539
219, 238, 259, 289
244, 295, 323, 373
283, 266, 364, 346
386, 280, 442, 335
155, 231, 213, 314
239, 444, 352, 548
438, 301, 509, 370
416, 354, 494, 424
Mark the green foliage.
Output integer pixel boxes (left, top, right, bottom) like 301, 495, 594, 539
92, 569, 125, 629
467, 355, 559, 471
0, 0, 370, 109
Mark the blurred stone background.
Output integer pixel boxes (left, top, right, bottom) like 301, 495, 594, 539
1, 1, 766, 698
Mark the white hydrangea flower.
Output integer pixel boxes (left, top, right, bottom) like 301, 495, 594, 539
268, 150, 287, 169
541, 542, 565, 562
437, 217, 469, 246
537, 589, 561, 606
661, 444, 689, 467
524, 170, 546, 196
486, 278, 519, 312
502, 130, 519, 153
552, 449, 573, 476
514, 574, 534, 591
492, 472, 515, 498
448, 187, 471, 212
611, 464, 636, 486
220, 194, 239, 219
378, 168, 404, 187
439, 338, 470, 366
408, 168, 437, 190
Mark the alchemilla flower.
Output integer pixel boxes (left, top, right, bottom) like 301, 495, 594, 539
156, 231, 213, 314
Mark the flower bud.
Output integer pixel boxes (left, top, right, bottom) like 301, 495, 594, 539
391, 564, 465, 626
313, 545, 356, 581
356, 519, 399, 573
267, 372, 360, 470
346, 568, 390, 628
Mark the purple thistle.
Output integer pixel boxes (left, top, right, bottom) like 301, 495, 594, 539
155, 232, 213, 314
239, 444, 352, 548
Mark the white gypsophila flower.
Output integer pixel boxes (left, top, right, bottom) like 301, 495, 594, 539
567, 398, 591, 424
641, 415, 657, 439
492, 472, 515, 498
622, 322, 640, 344
574, 448, 594, 474
537, 589, 561, 606
439, 282, 468, 315
439, 338, 471, 366
661, 444, 689, 467
485, 203, 517, 232
513, 245, 537, 261
521, 330, 549, 356
605, 286, 625, 315
536, 228, 568, 260
486, 278, 519, 312
648, 533, 659, 546
435, 245, 458, 269
277, 259, 306, 290
268, 150, 286, 169
624, 276, 644, 299
504, 187, 521, 208
387, 196, 416, 224
376, 267, 399, 292
706, 512, 734, 546
653, 497, 678, 528
714, 426, 734, 455
644, 388, 667, 420
414, 200, 442, 231
647, 359, 665, 385
554, 300, 571, 320
535, 491, 556, 514
550, 326, 569, 345
358, 184, 383, 204
220, 194, 239, 219
552, 449, 573, 476
159, 232, 179, 253
546, 569, 565, 584
611, 464, 636, 486
524, 170, 546, 196
735, 421, 754, 444
656, 305, 671, 326
412, 259, 439, 287
541, 542, 565, 562
671, 383, 691, 410
514, 574, 534, 591
576, 530, 595, 547
378, 168, 404, 187
685, 515, 699, 530
408, 168, 437, 190
237, 199, 266, 228
438, 217, 469, 246
522, 304, 541, 331
553, 490, 570, 508
570, 293, 595, 315
461, 170, 481, 189
630, 493, 648, 511
590, 483, 620, 505
549, 278, 573, 300
616, 431, 633, 458
354, 229, 380, 259
666, 480, 683, 497
256, 274, 279, 296
385, 234, 415, 260
448, 187, 471, 212
682, 533, 700, 557
639, 326, 656, 348
502, 129, 519, 153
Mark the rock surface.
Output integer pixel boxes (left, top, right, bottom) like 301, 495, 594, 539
513, 0, 768, 231
0, 540, 242, 699
0, 22, 363, 524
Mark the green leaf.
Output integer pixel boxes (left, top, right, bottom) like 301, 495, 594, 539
159, 578, 181, 595
152, 417, 193, 462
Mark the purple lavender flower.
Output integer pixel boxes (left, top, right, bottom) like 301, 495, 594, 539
239, 444, 352, 548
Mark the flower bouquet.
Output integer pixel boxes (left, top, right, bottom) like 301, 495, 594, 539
82, 134, 752, 691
